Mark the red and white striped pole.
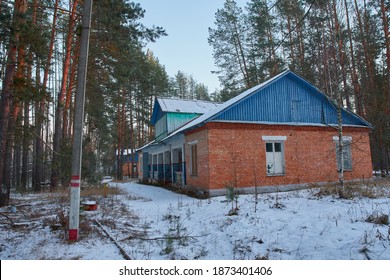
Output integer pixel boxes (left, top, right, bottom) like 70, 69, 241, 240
69, 175, 81, 240
68, 0, 93, 241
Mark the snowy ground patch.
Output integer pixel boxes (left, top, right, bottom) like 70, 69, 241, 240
1, 180, 390, 260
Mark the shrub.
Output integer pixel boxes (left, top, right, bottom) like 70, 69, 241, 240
366, 212, 389, 225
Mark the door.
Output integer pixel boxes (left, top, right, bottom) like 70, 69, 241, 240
266, 142, 284, 175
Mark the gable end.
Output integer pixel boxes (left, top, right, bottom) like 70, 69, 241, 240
209, 72, 369, 127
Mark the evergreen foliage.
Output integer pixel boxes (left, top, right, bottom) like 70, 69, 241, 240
0, 0, 213, 205
0, 0, 389, 206
208, 0, 390, 173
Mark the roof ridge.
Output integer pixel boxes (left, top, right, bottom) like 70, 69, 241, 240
157, 96, 220, 103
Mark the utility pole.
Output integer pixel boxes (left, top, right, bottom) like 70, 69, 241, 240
68, 0, 93, 241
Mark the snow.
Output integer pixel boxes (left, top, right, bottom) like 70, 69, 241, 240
100, 176, 113, 184
158, 97, 221, 114
1, 181, 390, 260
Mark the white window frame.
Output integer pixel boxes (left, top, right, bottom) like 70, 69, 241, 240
262, 136, 286, 176
333, 136, 353, 171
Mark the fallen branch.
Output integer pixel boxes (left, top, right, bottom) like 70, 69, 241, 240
120, 233, 210, 242
0, 212, 14, 225
31, 131, 63, 156
11, 222, 33, 228
94, 219, 132, 260
12, 204, 32, 208
360, 247, 371, 260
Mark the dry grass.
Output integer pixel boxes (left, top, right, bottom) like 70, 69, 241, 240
81, 184, 123, 198
27, 183, 124, 201
6, 183, 127, 240
365, 211, 389, 225
310, 178, 390, 199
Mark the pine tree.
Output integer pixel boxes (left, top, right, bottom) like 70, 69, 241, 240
246, 0, 282, 80
85, 0, 166, 180
51, 0, 78, 190
208, 0, 253, 93
0, 0, 28, 206
208, 0, 390, 172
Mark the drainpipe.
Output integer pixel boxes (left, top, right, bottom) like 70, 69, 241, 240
163, 151, 166, 184
170, 145, 173, 185
182, 143, 186, 186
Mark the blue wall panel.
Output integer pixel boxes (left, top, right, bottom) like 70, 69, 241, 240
212, 75, 367, 127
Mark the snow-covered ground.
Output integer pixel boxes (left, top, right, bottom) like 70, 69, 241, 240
1, 180, 390, 260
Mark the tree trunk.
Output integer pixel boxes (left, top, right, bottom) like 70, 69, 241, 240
13, 142, 21, 191
380, 0, 390, 115
0, 46, 15, 206
129, 91, 134, 152
21, 100, 29, 190
337, 95, 344, 194
33, 65, 44, 192
333, 0, 351, 109
354, 0, 375, 89
345, 0, 363, 116
116, 90, 125, 180
6, 18, 26, 193
295, 14, 305, 72
232, 23, 251, 88
33, 0, 53, 192
287, 15, 296, 71
51, 0, 77, 190
63, 42, 79, 141
4, 99, 21, 196
20, 0, 38, 192
333, 1, 352, 109
266, 24, 278, 76
354, 0, 384, 170
0, 0, 28, 207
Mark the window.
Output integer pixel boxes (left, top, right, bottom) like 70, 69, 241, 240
190, 144, 198, 176
265, 141, 285, 175
262, 136, 287, 176
334, 137, 352, 171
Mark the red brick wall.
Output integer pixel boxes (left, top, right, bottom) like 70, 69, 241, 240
185, 122, 372, 191
185, 128, 210, 189
122, 162, 138, 177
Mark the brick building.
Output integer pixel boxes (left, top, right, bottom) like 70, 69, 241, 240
138, 70, 372, 196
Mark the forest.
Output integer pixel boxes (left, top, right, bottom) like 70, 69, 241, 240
0, 0, 389, 207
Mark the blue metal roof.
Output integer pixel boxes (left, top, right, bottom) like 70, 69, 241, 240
151, 97, 221, 125
210, 71, 371, 127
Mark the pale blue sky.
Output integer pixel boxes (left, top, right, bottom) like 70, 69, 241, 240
138, 0, 248, 92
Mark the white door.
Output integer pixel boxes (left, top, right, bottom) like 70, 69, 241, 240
266, 142, 284, 175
